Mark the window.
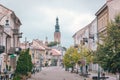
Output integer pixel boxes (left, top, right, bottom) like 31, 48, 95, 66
46, 51, 48, 55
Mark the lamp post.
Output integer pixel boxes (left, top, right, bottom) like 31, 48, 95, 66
98, 64, 100, 80
12, 29, 22, 52
70, 61, 74, 73
11, 28, 22, 72
39, 54, 43, 71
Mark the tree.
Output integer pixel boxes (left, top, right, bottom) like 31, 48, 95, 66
63, 45, 94, 73
96, 14, 120, 75
63, 47, 80, 71
15, 49, 33, 76
47, 41, 59, 47
77, 45, 94, 73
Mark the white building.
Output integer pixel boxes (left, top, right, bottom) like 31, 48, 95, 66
0, 4, 22, 72
72, 18, 98, 72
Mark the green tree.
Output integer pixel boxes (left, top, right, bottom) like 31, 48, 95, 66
15, 49, 33, 75
96, 14, 120, 75
78, 45, 94, 65
47, 41, 59, 47
63, 47, 80, 71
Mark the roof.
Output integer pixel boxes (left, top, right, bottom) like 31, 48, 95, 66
42, 45, 51, 50
72, 27, 86, 38
51, 46, 66, 51
0, 4, 13, 12
31, 45, 45, 51
72, 23, 91, 38
33, 39, 51, 50
50, 49, 61, 56
0, 4, 22, 26
11, 12, 22, 26
95, 3, 107, 16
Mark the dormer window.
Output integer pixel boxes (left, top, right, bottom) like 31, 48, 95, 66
5, 20, 9, 26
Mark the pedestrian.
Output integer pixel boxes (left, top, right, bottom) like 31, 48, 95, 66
33, 69, 35, 75
102, 72, 105, 80
10, 73, 13, 79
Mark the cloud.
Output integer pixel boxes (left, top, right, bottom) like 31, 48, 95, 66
34, 6, 94, 33
0, 0, 106, 47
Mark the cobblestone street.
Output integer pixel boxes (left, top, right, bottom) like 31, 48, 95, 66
28, 66, 117, 80
28, 66, 86, 80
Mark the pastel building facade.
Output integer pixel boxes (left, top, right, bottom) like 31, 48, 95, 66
0, 4, 22, 72
73, 0, 120, 72
73, 18, 98, 71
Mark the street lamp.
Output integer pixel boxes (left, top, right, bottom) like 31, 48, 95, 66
98, 64, 100, 80
39, 54, 43, 71
70, 61, 74, 73
12, 29, 22, 54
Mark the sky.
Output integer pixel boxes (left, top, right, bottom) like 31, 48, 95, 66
0, 0, 106, 48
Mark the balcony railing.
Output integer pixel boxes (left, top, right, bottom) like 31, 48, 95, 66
12, 29, 19, 35
8, 47, 14, 55
0, 45, 5, 54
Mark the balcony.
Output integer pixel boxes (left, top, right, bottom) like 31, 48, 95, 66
12, 29, 19, 35
0, 45, 5, 54
8, 47, 14, 55
18, 33, 22, 38
8, 47, 22, 55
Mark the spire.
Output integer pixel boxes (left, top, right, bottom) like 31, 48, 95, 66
56, 17, 58, 25
54, 17, 61, 44
55, 17, 60, 32
46, 36, 48, 41
45, 36, 48, 46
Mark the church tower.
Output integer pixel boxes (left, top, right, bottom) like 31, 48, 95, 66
54, 17, 61, 43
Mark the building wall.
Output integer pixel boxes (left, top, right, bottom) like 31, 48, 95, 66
29, 39, 47, 67
0, 5, 21, 72
107, 0, 120, 21
89, 19, 97, 51
54, 32, 61, 43
97, 7, 109, 33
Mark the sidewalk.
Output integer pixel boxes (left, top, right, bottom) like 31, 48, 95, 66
87, 71, 117, 80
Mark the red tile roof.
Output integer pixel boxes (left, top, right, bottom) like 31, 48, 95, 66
51, 49, 61, 56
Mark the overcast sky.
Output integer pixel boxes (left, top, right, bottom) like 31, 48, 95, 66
0, 0, 106, 47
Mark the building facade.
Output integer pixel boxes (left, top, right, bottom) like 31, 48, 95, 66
0, 4, 22, 72
73, 0, 120, 72
96, 0, 120, 43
